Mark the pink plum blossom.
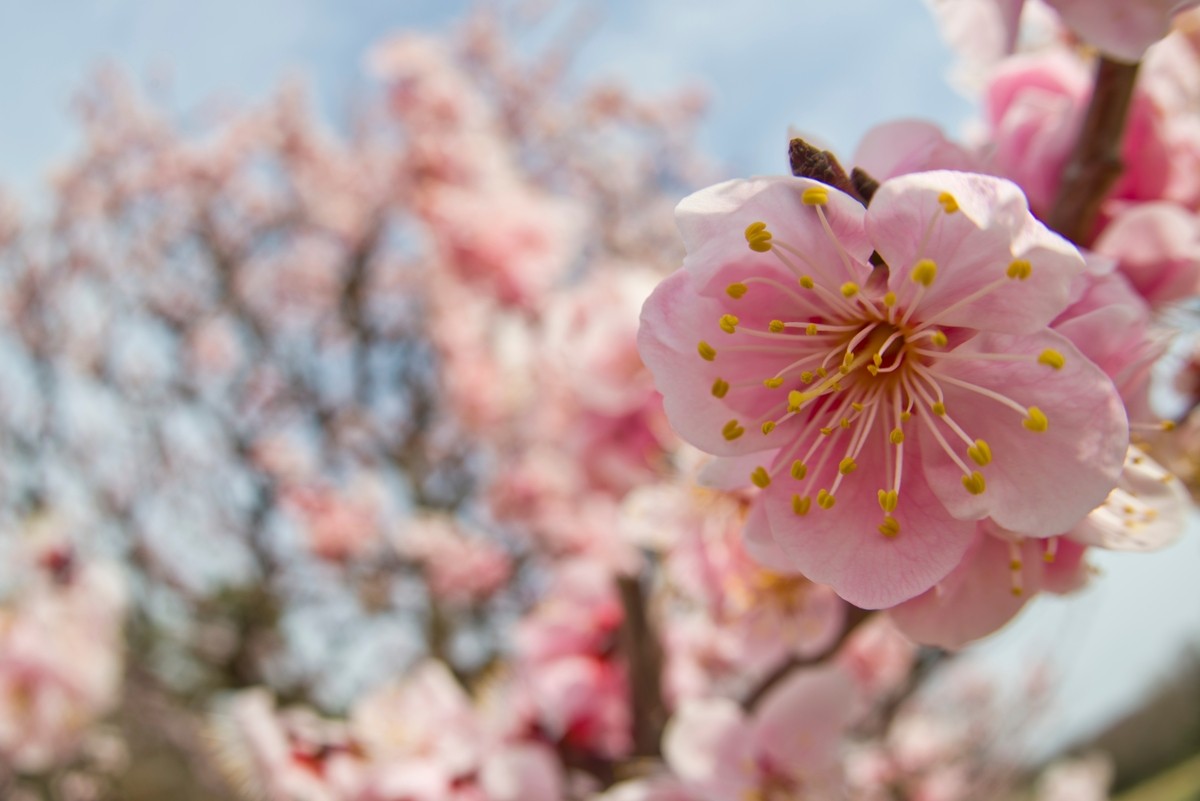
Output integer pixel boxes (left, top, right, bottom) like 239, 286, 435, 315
662, 665, 857, 800
638, 171, 1128, 608
1046, 0, 1200, 63
398, 515, 513, 605
1094, 202, 1200, 307
514, 560, 631, 759
0, 546, 127, 773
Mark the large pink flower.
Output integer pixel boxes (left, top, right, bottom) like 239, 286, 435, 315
638, 172, 1128, 608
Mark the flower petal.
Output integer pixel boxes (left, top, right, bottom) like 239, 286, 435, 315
676, 176, 874, 293
918, 329, 1127, 535
868, 171, 1083, 334
1070, 446, 1189, 552
759, 427, 975, 608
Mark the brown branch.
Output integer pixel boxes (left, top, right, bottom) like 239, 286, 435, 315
742, 604, 873, 710
617, 574, 667, 758
1047, 56, 1140, 245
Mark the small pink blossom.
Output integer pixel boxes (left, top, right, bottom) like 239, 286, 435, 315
639, 172, 1127, 608
398, 515, 513, 605
1094, 202, 1200, 307
1046, 0, 1200, 62
662, 665, 857, 801
282, 481, 385, 562
0, 546, 126, 773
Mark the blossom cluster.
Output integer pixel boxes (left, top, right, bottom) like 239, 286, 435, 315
0, 2, 1194, 800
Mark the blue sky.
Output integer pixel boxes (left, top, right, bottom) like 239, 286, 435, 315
0, 0, 972, 192
1, 0, 1196, 753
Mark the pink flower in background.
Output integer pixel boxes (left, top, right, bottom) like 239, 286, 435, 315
0, 545, 127, 773
929, 0, 1199, 66
1046, 0, 1200, 62
639, 171, 1127, 608
889, 526, 1090, 648
514, 560, 631, 759
282, 481, 385, 562
662, 665, 857, 801
1094, 202, 1200, 307
399, 516, 512, 605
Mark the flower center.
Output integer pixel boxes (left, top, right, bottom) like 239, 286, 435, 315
699, 185, 1069, 539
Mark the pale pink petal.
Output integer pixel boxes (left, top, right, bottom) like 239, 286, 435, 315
891, 529, 1088, 648
638, 269, 793, 457
868, 171, 1084, 334
1046, 0, 1200, 62
919, 330, 1127, 536
854, 120, 982, 181
480, 744, 563, 801
1094, 202, 1200, 307
662, 698, 754, 798
1070, 446, 1189, 551
889, 531, 1035, 648
753, 664, 856, 776
675, 177, 873, 293
760, 431, 975, 609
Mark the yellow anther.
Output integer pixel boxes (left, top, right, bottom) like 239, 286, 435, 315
790, 461, 808, 480
872, 352, 883, 368
883, 291, 897, 307
711, 378, 730, 398
799, 275, 815, 289
938, 192, 959, 213
900, 410, 912, 422
878, 489, 898, 513
763, 377, 784, 389
930, 330, 948, 347
820, 426, 834, 436
750, 466, 772, 488
961, 470, 987, 495
726, 282, 749, 299
1011, 586, 1024, 597
722, 419, 745, 441
800, 371, 815, 384
967, 439, 992, 467
744, 222, 773, 252
1007, 259, 1032, 280
719, 314, 739, 334
768, 319, 785, 333
747, 233, 773, 253
1010, 559, 1022, 571
878, 515, 901, 538
1022, 406, 1048, 432
816, 367, 828, 378
788, 390, 805, 411
1043, 551, 1056, 563
816, 489, 836, 509
889, 428, 904, 445
1037, 349, 1065, 370
1161, 420, 1177, 431
867, 365, 879, 376
801, 186, 829, 206
761, 421, 777, 435
932, 401, 946, 416
792, 494, 812, 516
840, 282, 860, 298
910, 258, 937, 287
806, 323, 818, 336
698, 341, 717, 361
851, 402, 864, 412
840, 417, 852, 429
842, 350, 855, 368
